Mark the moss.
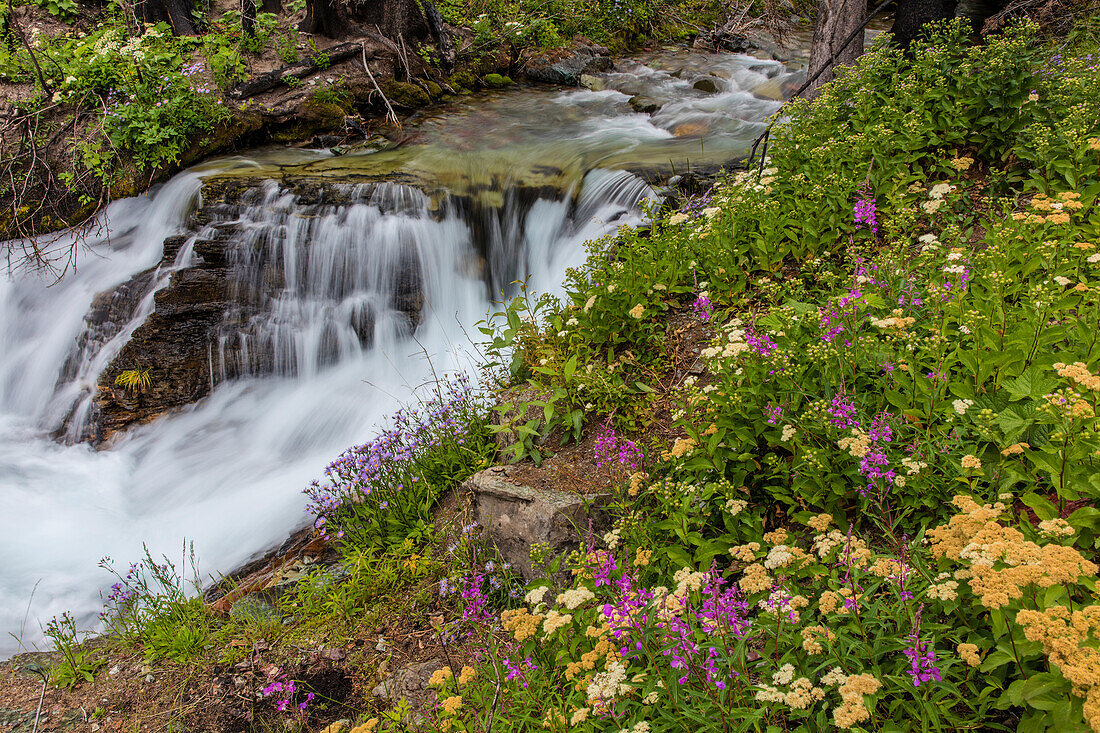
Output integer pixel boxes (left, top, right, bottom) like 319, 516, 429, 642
300, 98, 349, 127
425, 80, 443, 98
379, 81, 431, 109
483, 73, 513, 89
449, 71, 479, 91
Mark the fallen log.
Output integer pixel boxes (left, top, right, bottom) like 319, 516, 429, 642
227, 41, 373, 100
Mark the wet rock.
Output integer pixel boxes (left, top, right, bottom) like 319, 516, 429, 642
628, 95, 661, 114
372, 658, 444, 714
692, 31, 749, 53
229, 595, 281, 623
524, 44, 612, 85
578, 74, 606, 91
692, 77, 722, 94
463, 467, 610, 579
752, 78, 784, 100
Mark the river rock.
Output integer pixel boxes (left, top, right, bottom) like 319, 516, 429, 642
692, 77, 722, 94
628, 95, 662, 114
463, 467, 610, 579
524, 44, 612, 85
752, 78, 784, 100
579, 74, 606, 91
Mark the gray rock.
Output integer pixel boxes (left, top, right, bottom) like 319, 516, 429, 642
628, 96, 662, 114
578, 74, 606, 91
372, 658, 444, 713
525, 45, 612, 85
229, 595, 281, 623
692, 77, 722, 94
463, 467, 610, 579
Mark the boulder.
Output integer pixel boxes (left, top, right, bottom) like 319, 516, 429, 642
578, 74, 606, 91
692, 77, 722, 94
524, 44, 612, 85
372, 658, 445, 714
463, 467, 610, 579
752, 78, 784, 100
628, 95, 662, 114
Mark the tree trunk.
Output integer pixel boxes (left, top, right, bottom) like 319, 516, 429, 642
261, 0, 282, 12
136, 0, 198, 34
300, 0, 427, 40
417, 0, 453, 70
890, 0, 953, 49
805, 0, 866, 99
241, 0, 255, 36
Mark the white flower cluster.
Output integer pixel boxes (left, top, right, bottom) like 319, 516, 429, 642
556, 586, 595, 610
952, 398, 974, 415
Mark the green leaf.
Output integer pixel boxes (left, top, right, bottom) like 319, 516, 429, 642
1021, 493, 1058, 521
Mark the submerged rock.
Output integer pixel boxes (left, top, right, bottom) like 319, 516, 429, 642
692, 77, 722, 94
579, 73, 606, 91
628, 95, 662, 114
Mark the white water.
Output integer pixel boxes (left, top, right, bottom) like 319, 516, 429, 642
0, 49, 793, 656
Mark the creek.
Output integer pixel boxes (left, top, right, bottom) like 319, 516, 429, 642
0, 47, 798, 656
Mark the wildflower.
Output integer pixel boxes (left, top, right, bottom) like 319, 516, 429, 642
429, 667, 454, 686
961, 454, 981, 470
952, 399, 973, 415
629, 304, 645, 319
807, 513, 832, 532
853, 186, 878, 234
570, 708, 589, 725
525, 586, 550, 605
1038, 518, 1074, 538
1000, 442, 1029, 457
439, 695, 463, 715
957, 642, 981, 667
951, 156, 974, 171
781, 424, 797, 442
692, 292, 714, 322
458, 666, 477, 684
668, 212, 689, 226
556, 586, 595, 610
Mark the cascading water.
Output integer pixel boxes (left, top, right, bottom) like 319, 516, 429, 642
0, 48, 794, 656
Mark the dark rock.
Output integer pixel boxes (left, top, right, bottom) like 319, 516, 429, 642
692, 77, 722, 94
692, 31, 749, 53
628, 95, 661, 114
524, 44, 612, 85
463, 467, 610, 579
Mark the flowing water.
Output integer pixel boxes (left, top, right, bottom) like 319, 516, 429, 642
0, 48, 796, 655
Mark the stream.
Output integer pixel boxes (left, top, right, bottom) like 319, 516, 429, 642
0, 47, 798, 656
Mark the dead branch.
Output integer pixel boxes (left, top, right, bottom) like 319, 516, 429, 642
226, 41, 366, 99
361, 42, 400, 128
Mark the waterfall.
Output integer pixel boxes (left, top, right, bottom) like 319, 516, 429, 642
0, 47, 794, 656
0, 165, 654, 656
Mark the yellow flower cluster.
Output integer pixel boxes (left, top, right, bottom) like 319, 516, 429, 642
628, 471, 648, 496
459, 666, 476, 684
1016, 605, 1100, 730
1000, 442, 1029, 456
807, 513, 833, 532
730, 542, 760, 562
763, 528, 790, 544
629, 304, 645, 319
930, 495, 1098, 609
838, 430, 871, 458
1044, 389, 1096, 420
349, 719, 379, 733
439, 695, 463, 715
1055, 362, 1100, 392
543, 610, 573, 636
665, 437, 696, 459
740, 563, 773, 593
951, 156, 975, 171
833, 673, 882, 729
957, 642, 981, 667
1039, 518, 1075, 539
565, 637, 616, 680
502, 607, 545, 642
961, 454, 982, 470
801, 625, 836, 654
556, 586, 595, 610
926, 572, 960, 601
429, 666, 454, 686
634, 548, 652, 567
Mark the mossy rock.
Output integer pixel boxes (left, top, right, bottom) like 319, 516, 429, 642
483, 73, 513, 89
449, 71, 479, 91
425, 80, 443, 98
300, 98, 349, 127
380, 80, 431, 108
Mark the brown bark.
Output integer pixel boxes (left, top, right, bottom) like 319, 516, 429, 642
300, 0, 427, 41
891, 0, 956, 49
135, 0, 198, 35
805, 0, 867, 99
